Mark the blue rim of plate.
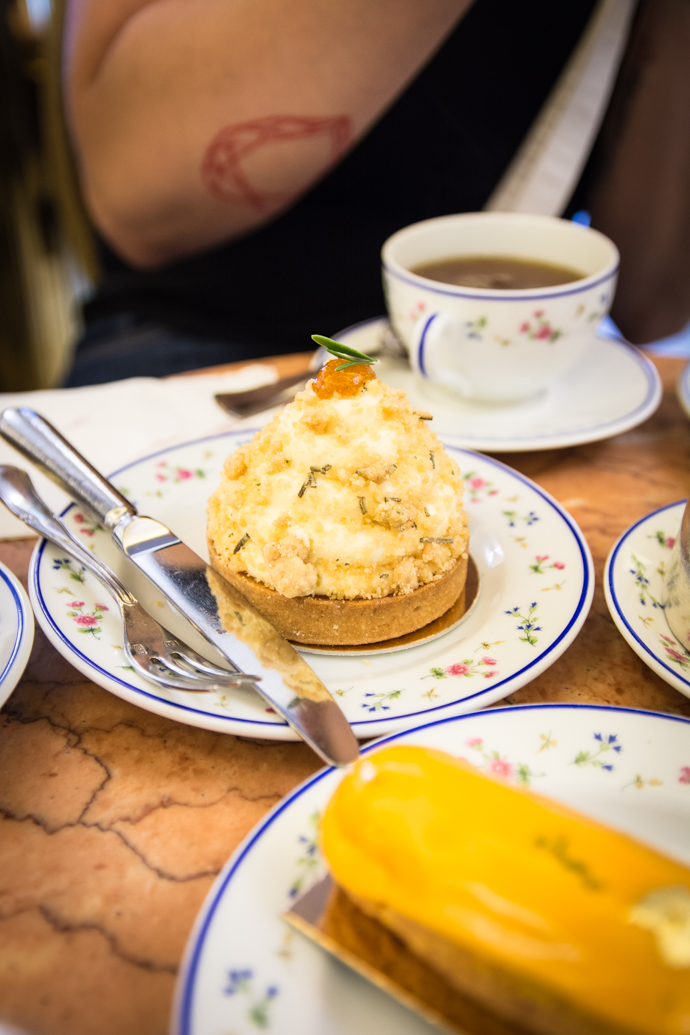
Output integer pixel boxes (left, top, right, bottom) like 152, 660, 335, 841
606, 499, 689, 691
30, 431, 592, 733
0, 563, 27, 688
337, 317, 662, 446
174, 701, 690, 1035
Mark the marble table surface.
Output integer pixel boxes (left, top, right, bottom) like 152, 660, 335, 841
2, 352, 690, 1035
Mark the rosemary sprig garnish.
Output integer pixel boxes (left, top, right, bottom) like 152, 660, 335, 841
384, 496, 401, 503
311, 334, 378, 372
420, 536, 454, 544
233, 532, 250, 554
299, 463, 332, 497
359, 497, 367, 514
430, 450, 436, 469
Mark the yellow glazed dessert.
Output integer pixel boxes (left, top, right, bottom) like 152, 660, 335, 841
207, 350, 469, 644
320, 745, 690, 1035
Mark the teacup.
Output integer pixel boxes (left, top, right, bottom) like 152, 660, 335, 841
381, 212, 619, 404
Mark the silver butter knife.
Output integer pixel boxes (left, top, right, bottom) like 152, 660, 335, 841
0, 464, 262, 694
0, 407, 359, 767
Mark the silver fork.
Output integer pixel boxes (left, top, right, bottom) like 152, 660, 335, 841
0, 465, 261, 694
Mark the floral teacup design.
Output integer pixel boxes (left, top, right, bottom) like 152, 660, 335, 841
382, 212, 619, 404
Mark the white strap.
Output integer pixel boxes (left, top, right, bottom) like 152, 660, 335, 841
484, 0, 637, 216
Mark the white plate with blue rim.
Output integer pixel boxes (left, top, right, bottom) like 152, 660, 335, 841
28, 431, 593, 741
678, 361, 690, 422
604, 500, 690, 698
172, 702, 690, 1035
336, 317, 661, 452
0, 560, 34, 708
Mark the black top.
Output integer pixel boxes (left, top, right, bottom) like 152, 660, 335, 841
85, 0, 597, 358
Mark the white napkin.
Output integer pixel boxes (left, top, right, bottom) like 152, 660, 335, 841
0, 364, 278, 540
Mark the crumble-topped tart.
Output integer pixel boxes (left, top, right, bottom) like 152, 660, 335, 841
207, 352, 469, 644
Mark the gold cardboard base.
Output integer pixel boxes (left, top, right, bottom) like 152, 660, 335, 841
293, 555, 480, 656
283, 876, 465, 1034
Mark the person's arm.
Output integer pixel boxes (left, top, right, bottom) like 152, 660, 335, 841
64, 0, 472, 269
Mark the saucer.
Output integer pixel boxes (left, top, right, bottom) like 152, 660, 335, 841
336, 318, 661, 452
174, 703, 690, 1035
604, 500, 690, 699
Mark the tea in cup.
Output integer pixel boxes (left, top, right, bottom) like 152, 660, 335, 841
381, 213, 619, 404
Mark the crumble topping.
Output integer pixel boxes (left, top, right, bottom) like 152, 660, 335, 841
207, 364, 469, 599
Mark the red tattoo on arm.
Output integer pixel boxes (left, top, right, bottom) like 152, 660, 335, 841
201, 114, 353, 211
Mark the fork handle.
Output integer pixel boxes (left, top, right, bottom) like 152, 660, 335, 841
0, 408, 136, 528
0, 465, 135, 606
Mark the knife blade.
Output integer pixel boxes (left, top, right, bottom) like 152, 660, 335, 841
0, 406, 359, 767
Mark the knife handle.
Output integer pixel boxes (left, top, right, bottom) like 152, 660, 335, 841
0, 407, 136, 527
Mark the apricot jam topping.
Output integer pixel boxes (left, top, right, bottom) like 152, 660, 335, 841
313, 359, 377, 399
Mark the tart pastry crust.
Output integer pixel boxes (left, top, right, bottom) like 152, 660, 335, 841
208, 538, 467, 645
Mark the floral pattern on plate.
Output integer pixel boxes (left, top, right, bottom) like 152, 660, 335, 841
173, 704, 690, 1035
462, 470, 499, 502
605, 500, 690, 699
29, 432, 593, 741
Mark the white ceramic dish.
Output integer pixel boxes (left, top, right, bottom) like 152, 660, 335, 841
0, 560, 34, 708
605, 500, 690, 699
336, 318, 661, 452
382, 212, 619, 403
28, 432, 592, 741
678, 361, 690, 421
172, 702, 690, 1035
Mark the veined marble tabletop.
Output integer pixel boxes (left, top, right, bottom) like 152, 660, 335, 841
1, 352, 690, 1035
